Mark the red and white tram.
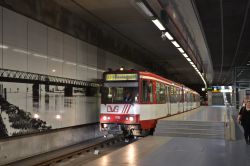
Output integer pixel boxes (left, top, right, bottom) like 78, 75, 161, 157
100, 69, 200, 136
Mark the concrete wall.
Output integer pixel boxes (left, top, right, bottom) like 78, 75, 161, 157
0, 123, 102, 165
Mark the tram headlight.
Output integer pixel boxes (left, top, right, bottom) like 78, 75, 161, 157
102, 116, 110, 121
129, 117, 134, 121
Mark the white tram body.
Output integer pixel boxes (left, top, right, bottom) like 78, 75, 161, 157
100, 70, 200, 136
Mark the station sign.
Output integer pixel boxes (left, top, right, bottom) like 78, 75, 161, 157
207, 86, 232, 93
105, 73, 138, 81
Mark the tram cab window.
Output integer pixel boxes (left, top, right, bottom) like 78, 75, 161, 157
141, 80, 153, 103
101, 85, 138, 104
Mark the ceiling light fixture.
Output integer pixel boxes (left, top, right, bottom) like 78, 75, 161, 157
171, 41, 180, 47
164, 32, 173, 40
182, 53, 188, 58
186, 58, 191, 62
152, 19, 165, 31
177, 47, 184, 53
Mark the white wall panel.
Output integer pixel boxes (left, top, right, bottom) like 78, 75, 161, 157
97, 48, 105, 70
77, 40, 87, 65
63, 62, 76, 79
28, 19, 47, 54
3, 47, 27, 71
48, 28, 63, 59
28, 51, 47, 74
3, 8, 27, 48
48, 59, 63, 77
87, 67, 97, 81
97, 71, 104, 79
0, 7, 3, 68
76, 66, 87, 81
87, 43, 97, 67
63, 34, 77, 62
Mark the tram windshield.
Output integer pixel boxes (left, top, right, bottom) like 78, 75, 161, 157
102, 82, 138, 104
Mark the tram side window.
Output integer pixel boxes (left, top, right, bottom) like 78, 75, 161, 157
156, 82, 166, 104
141, 80, 153, 103
165, 86, 170, 103
170, 86, 176, 103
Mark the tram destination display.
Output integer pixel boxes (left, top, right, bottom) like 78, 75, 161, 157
105, 73, 138, 81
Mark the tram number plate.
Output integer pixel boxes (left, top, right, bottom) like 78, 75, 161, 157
115, 116, 120, 119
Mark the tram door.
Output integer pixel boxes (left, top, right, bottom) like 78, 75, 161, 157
166, 86, 171, 115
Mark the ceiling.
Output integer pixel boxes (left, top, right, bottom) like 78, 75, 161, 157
0, 0, 216, 92
52, 0, 208, 90
194, 0, 250, 85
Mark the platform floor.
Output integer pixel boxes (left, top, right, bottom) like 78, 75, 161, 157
162, 105, 227, 122
82, 106, 250, 166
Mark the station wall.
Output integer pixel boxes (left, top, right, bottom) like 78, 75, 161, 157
0, 7, 144, 138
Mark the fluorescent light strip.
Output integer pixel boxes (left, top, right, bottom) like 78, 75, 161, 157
182, 53, 188, 58
0, 45, 8, 49
51, 58, 64, 63
152, 19, 165, 30
186, 58, 191, 62
171, 41, 180, 47
136, 1, 154, 17
190, 61, 194, 65
13, 48, 30, 54
33, 53, 47, 59
177, 47, 184, 53
165, 32, 173, 40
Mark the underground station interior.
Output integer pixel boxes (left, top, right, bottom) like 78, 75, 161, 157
0, 0, 250, 166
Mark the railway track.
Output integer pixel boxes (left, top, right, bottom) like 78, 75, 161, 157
31, 135, 139, 166
35, 135, 126, 166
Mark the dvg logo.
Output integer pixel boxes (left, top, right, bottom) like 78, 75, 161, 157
107, 105, 119, 112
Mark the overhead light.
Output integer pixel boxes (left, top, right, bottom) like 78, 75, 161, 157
177, 47, 184, 53
171, 41, 180, 47
152, 19, 165, 31
56, 114, 61, 119
186, 58, 191, 62
190, 61, 194, 65
182, 53, 188, 58
164, 32, 173, 40
136, 1, 154, 17
34, 114, 39, 119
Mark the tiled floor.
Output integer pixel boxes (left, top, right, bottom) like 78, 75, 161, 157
83, 106, 250, 166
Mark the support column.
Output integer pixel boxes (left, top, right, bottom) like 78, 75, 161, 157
32, 83, 39, 102
64, 85, 73, 97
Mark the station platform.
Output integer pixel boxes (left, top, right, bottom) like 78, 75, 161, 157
82, 106, 250, 166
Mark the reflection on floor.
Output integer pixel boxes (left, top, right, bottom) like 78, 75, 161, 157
82, 106, 250, 166
162, 106, 227, 122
